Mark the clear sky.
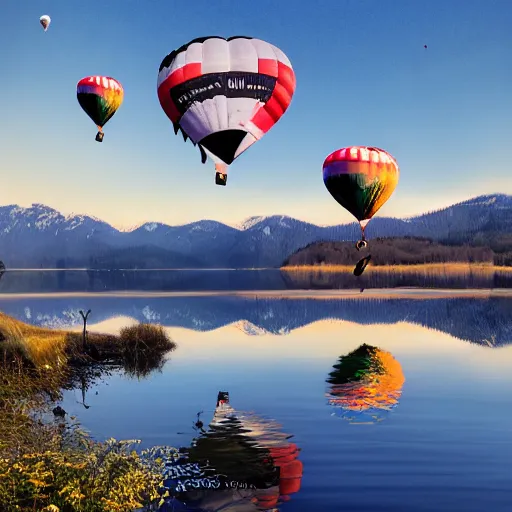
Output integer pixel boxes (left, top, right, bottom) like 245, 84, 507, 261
1, 0, 511, 230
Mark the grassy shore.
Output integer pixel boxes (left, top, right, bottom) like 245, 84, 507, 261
0, 312, 176, 511
281, 262, 512, 274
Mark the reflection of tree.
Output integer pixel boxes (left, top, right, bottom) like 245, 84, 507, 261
326, 344, 405, 424
0, 261, 5, 281
62, 330, 176, 408
157, 392, 303, 511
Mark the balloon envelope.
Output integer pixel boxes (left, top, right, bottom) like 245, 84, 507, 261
157, 36, 296, 170
39, 15, 51, 31
76, 76, 124, 129
323, 146, 399, 226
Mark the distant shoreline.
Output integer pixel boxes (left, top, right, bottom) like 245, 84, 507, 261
3, 263, 511, 273
0, 267, 273, 272
0, 289, 510, 300
281, 263, 512, 273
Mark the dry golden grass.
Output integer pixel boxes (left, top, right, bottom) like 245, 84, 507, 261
282, 262, 512, 275
0, 311, 70, 368
0, 312, 176, 375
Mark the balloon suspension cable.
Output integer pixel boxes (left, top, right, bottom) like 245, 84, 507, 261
355, 225, 368, 251
95, 126, 104, 143
215, 163, 228, 186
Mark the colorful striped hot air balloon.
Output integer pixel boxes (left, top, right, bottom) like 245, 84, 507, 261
76, 76, 124, 142
323, 146, 399, 250
326, 344, 405, 424
157, 36, 296, 186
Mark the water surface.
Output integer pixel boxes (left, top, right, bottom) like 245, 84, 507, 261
0, 267, 511, 293
1, 290, 511, 511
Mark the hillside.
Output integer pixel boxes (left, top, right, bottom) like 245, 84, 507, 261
282, 237, 502, 267
0, 194, 511, 269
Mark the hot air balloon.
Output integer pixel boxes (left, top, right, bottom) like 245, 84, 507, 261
39, 15, 51, 32
326, 344, 405, 424
157, 36, 296, 186
76, 76, 124, 142
323, 146, 399, 250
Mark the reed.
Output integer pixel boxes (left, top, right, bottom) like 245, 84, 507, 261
282, 262, 512, 274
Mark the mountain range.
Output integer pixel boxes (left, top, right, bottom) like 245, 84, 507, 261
0, 194, 511, 269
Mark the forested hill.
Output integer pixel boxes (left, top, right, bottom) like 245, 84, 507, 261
282, 237, 510, 267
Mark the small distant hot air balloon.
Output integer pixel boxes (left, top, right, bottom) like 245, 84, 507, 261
76, 76, 124, 142
39, 15, 51, 32
157, 36, 296, 186
323, 146, 399, 251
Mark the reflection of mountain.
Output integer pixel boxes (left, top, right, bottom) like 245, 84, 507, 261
326, 344, 405, 424
158, 391, 302, 511
0, 296, 510, 347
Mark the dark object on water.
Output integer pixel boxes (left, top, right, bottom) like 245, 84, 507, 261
215, 172, 227, 186
87, 343, 100, 360
424, 44, 428, 49
95, 131, 104, 142
52, 406, 66, 417
194, 411, 204, 430
354, 255, 371, 276
217, 391, 229, 406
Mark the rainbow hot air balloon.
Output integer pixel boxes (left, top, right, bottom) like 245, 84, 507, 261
157, 36, 296, 186
323, 146, 399, 251
326, 344, 405, 424
76, 76, 124, 142
39, 15, 51, 32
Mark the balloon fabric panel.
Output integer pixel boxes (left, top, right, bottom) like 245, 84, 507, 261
157, 36, 296, 166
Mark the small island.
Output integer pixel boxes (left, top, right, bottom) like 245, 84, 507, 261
281, 237, 512, 272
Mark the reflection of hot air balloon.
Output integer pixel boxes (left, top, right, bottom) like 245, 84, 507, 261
157, 36, 296, 186
76, 76, 124, 142
157, 391, 303, 511
326, 344, 405, 424
39, 15, 51, 32
323, 146, 399, 251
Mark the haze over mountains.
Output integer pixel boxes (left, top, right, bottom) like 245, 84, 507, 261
0, 194, 511, 269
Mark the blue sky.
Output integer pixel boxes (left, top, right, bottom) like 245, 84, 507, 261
1, 0, 510, 229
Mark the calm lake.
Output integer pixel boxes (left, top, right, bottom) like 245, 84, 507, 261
1, 270, 512, 511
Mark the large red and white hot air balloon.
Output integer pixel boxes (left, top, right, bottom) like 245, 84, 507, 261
157, 36, 296, 186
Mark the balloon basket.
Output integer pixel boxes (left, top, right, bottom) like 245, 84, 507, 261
215, 172, 227, 186
95, 132, 104, 143
355, 240, 368, 251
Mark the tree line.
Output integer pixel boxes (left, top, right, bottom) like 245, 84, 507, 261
282, 237, 508, 267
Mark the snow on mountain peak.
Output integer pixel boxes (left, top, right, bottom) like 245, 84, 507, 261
237, 216, 267, 230
144, 222, 158, 232
234, 320, 271, 336
459, 194, 512, 208
238, 215, 293, 231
